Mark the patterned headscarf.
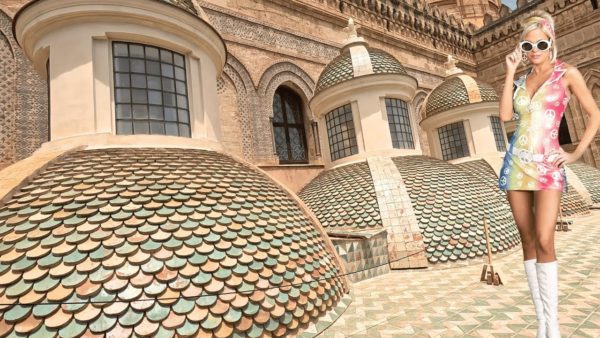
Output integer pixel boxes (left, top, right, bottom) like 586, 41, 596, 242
523, 16, 555, 40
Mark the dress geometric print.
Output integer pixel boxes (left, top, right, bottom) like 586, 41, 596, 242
498, 59, 569, 193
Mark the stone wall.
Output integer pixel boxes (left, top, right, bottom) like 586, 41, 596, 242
0, 9, 48, 170
2, 0, 598, 171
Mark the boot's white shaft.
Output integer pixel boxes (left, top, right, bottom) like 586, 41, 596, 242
524, 259, 546, 338
536, 260, 561, 338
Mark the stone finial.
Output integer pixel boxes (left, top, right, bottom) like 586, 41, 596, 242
342, 17, 366, 47
444, 54, 463, 77
345, 18, 358, 39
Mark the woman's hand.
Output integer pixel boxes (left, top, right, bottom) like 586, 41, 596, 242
506, 46, 521, 73
549, 148, 579, 168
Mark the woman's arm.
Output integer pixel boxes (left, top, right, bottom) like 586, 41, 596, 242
499, 46, 521, 122
553, 65, 600, 167
498, 69, 517, 122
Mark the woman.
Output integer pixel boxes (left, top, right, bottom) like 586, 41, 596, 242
497, 10, 600, 338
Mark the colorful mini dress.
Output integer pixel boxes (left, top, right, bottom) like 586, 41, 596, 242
498, 59, 569, 193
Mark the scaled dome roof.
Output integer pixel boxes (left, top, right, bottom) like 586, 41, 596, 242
298, 156, 521, 264
424, 75, 499, 118
314, 47, 408, 94
0, 148, 350, 337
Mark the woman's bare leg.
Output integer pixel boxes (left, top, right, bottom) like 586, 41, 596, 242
507, 190, 536, 259
533, 190, 561, 262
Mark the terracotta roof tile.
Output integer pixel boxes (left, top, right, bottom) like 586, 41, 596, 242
393, 156, 520, 264
298, 161, 381, 231
568, 161, 600, 204
0, 148, 349, 337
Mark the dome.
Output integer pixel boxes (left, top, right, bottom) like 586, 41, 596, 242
0, 148, 350, 337
299, 156, 521, 265
393, 156, 519, 264
568, 161, 600, 204
314, 47, 408, 94
424, 75, 499, 118
298, 161, 381, 230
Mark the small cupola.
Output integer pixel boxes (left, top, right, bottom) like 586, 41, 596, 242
421, 55, 507, 162
310, 18, 419, 168
14, 0, 226, 148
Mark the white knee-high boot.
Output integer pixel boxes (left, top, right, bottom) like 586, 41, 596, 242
524, 259, 546, 338
536, 260, 561, 338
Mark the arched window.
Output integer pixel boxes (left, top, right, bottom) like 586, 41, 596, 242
272, 87, 308, 163
113, 42, 191, 137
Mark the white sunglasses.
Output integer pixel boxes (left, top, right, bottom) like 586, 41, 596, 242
520, 39, 552, 52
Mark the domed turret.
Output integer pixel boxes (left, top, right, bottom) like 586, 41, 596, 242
421, 55, 506, 162
310, 18, 419, 168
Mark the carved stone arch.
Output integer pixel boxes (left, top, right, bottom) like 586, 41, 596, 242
255, 61, 317, 163
566, 68, 600, 167
411, 90, 430, 155
221, 53, 258, 160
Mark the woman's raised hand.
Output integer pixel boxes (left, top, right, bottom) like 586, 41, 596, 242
506, 45, 521, 73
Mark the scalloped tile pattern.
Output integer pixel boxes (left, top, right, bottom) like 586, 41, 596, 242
314, 51, 353, 94
315, 48, 408, 94
560, 183, 589, 216
425, 77, 499, 117
298, 161, 381, 231
568, 161, 600, 203
457, 159, 507, 201
392, 156, 521, 264
0, 148, 350, 338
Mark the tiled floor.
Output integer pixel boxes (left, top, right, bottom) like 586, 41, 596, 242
320, 210, 600, 338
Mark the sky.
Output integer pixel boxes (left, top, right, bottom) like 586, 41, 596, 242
502, 0, 517, 10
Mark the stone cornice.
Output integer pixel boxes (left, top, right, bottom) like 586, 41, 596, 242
326, 0, 475, 52
472, 0, 589, 50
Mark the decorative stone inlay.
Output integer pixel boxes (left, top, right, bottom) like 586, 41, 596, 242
0, 10, 48, 169
367, 156, 427, 269
330, 230, 390, 283
202, 3, 340, 63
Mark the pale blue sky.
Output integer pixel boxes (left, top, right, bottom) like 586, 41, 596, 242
502, 0, 517, 10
